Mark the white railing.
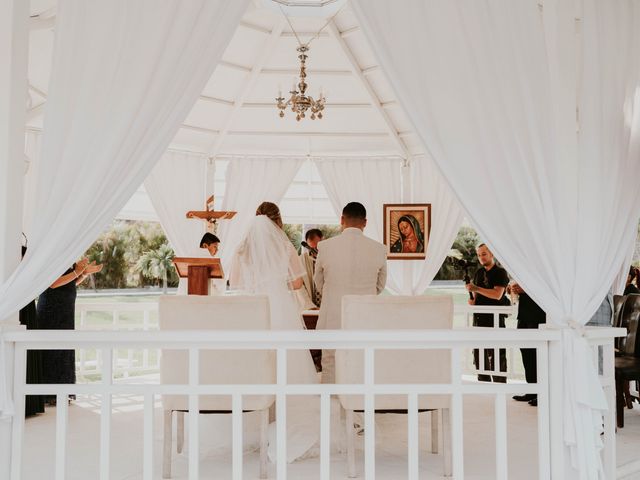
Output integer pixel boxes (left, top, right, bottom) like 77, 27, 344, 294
75, 302, 158, 379
74, 302, 517, 380
5, 327, 622, 480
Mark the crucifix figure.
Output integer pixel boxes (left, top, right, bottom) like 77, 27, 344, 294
186, 195, 236, 233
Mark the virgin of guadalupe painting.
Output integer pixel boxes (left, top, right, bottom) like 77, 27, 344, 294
383, 204, 431, 260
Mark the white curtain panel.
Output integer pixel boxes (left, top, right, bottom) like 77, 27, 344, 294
23, 130, 42, 240
314, 157, 403, 291
218, 157, 304, 273
352, 1, 640, 477
406, 155, 464, 295
145, 151, 208, 258
0, 0, 248, 414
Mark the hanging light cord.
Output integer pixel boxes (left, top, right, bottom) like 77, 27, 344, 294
278, 3, 344, 48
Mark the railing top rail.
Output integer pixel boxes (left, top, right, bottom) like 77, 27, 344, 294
455, 305, 516, 313
3, 328, 564, 346
582, 326, 626, 339
74, 301, 512, 314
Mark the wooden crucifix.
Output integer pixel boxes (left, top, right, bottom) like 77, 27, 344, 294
186, 195, 236, 233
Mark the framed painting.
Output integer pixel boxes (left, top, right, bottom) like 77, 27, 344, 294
383, 204, 431, 260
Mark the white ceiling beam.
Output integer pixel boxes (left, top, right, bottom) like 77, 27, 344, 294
239, 20, 271, 35
218, 60, 252, 74
361, 65, 379, 76
281, 31, 329, 38
226, 130, 388, 138
327, 21, 410, 159
195, 96, 371, 110
28, 83, 47, 99
198, 95, 234, 106
241, 101, 371, 109
26, 102, 45, 121
340, 26, 359, 38
261, 68, 352, 76
29, 8, 56, 30
181, 124, 219, 135
205, 19, 287, 158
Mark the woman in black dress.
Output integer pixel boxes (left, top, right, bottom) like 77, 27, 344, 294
37, 258, 102, 405
624, 266, 639, 295
19, 246, 45, 416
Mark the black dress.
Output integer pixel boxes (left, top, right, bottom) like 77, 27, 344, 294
19, 299, 45, 416
37, 267, 77, 400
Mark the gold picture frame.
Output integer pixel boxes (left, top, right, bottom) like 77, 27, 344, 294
383, 204, 431, 260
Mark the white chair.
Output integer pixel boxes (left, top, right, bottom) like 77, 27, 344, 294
336, 295, 453, 478
159, 295, 275, 479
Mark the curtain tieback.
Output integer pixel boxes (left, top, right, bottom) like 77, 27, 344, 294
563, 317, 586, 337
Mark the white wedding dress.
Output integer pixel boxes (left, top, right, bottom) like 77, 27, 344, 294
229, 215, 328, 462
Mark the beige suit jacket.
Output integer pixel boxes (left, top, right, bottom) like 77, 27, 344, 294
314, 228, 387, 330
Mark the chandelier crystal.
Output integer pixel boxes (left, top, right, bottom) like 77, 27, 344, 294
276, 45, 326, 121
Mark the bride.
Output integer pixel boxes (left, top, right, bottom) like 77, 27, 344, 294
228, 201, 322, 462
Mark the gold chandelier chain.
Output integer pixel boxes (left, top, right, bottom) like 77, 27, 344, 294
278, 3, 344, 48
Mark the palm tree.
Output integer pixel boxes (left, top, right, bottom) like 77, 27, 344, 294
136, 243, 175, 293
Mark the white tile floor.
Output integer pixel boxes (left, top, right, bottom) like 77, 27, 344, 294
20, 387, 640, 480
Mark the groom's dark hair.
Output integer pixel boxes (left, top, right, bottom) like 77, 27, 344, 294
342, 202, 367, 220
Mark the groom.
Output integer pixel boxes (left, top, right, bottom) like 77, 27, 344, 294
314, 202, 387, 383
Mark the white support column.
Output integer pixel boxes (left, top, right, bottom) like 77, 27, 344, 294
0, 2, 30, 478
0, 0, 29, 299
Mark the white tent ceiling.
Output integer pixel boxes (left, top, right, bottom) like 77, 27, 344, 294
26, 0, 421, 159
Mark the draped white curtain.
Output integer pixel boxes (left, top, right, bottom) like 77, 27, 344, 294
314, 157, 403, 291
145, 151, 208, 258
218, 157, 304, 273
23, 130, 42, 240
352, 1, 640, 477
404, 155, 464, 295
315, 156, 462, 295
0, 0, 249, 414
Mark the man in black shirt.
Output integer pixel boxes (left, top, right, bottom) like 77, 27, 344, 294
510, 283, 546, 406
466, 244, 510, 383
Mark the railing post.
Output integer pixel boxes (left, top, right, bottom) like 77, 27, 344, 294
320, 393, 331, 480
536, 342, 550, 480
9, 343, 26, 480
601, 339, 616, 479
364, 347, 376, 479
276, 348, 287, 480
232, 393, 243, 480
548, 335, 565, 478
100, 348, 112, 480
188, 348, 199, 480
451, 346, 464, 479
143, 393, 154, 480
142, 309, 150, 370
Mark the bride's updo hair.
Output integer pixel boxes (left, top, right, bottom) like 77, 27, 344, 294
256, 201, 283, 229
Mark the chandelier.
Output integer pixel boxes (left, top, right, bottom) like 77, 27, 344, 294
276, 45, 326, 121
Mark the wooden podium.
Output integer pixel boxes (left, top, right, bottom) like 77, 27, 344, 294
173, 257, 224, 296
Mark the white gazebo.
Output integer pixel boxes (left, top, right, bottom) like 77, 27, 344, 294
1, 0, 639, 479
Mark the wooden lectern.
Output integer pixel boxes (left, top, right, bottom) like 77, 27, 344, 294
173, 257, 224, 296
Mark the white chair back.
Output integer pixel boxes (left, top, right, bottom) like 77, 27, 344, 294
336, 295, 453, 410
159, 295, 275, 411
